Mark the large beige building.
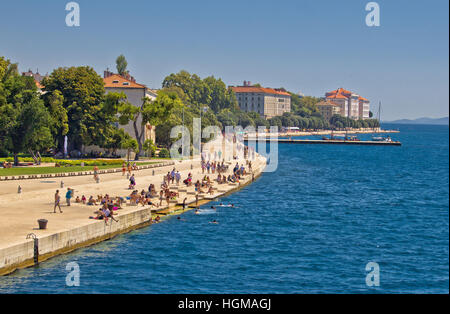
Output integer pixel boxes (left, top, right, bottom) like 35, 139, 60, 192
231, 82, 291, 119
316, 100, 342, 121
325, 88, 370, 119
103, 71, 157, 146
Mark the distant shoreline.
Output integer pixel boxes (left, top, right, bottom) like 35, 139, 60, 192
247, 128, 399, 138
384, 117, 449, 125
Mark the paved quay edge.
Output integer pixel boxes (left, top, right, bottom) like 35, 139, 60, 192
0, 157, 266, 276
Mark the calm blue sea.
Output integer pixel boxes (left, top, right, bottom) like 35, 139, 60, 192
0, 124, 448, 294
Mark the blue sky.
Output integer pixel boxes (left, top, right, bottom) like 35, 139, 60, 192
0, 0, 448, 120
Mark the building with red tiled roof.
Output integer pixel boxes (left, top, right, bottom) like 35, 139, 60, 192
230, 81, 291, 119
316, 100, 343, 121
324, 88, 370, 119
103, 70, 157, 146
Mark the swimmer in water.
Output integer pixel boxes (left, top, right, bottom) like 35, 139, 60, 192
210, 220, 218, 224
211, 205, 216, 210
194, 208, 199, 214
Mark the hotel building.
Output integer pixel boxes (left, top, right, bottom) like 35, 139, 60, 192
231, 81, 291, 119
325, 88, 370, 119
316, 100, 342, 121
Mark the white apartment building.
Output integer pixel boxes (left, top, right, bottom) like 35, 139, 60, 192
325, 88, 370, 119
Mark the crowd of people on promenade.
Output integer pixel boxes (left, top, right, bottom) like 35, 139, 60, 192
50, 145, 258, 225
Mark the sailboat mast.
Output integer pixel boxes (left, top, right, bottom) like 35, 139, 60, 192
377, 101, 382, 131
378, 101, 381, 122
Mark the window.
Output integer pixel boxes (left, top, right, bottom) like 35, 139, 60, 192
112, 80, 119, 84
123, 82, 130, 86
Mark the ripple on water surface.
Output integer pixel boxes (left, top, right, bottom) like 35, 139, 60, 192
0, 124, 448, 293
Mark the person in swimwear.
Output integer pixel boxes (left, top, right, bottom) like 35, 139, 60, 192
54, 190, 62, 213
182, 197, 187, 211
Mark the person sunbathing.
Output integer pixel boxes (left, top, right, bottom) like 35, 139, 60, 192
81, 195, 86, 204
100, 204, 118, 223
129, 190, 139, 205
114, 197, 124, 209
143, 197, 158, 208
87, 196, 97, 206
75, 196, 81, 203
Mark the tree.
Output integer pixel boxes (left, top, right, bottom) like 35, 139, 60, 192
42, 66, 116, 152
162, 70, 238, 113
247, 112, 269, 129
122, 136, 138, 163
116, 54, 128, 77
217, 108, 237, 129
203, 76, 238, 113
162, 70, 212, 108
0, 58, 53, 165
102, 127, 129, 156
143, 139, 156, 157
9, 94, 53, 165
117, 90, 181, 159
269, 116, 282, 129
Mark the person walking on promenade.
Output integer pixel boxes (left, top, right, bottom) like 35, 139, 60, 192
122, 162, 126, 176
54, 190, 62, 213
65, 187, 73, 206
93, 165, 99, 182
175, 171, 181, 185
129, 174, 136, 189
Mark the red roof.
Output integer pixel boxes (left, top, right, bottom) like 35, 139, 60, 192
326, 93, 348, 99
326, 88, 369, 102
35, 80, 44, 89
103, 74, 146, 89
231, 86, 291, 96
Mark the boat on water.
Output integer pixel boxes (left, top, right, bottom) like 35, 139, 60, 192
322, 134, 359, 141
372, 135, 394, 142
371, 102, 400, 143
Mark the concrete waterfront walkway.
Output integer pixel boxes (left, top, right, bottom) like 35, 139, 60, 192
0, 152, 267, 275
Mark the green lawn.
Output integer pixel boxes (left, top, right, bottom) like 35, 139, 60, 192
0, 162, 157, 176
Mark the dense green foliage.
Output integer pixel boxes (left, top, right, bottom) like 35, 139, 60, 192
41, 66, 116, 151
0, 57, 53, 165
116, 54, 128, 76
158, 147, 170, 158
0, 55, 381, 162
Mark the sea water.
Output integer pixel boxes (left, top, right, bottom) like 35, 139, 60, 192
0, 124, 448, 293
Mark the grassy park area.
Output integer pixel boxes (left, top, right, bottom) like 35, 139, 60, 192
0, 162, 157, 176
